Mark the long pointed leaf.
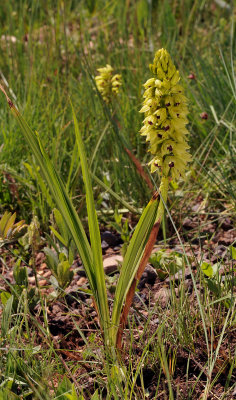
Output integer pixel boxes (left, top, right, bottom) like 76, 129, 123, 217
72, 104, 110, 341
116, 219, 161, 348
3, 212, 16, 237
0, 91, 97, 297
0, 212, 11, 236
111, 193, 159, 343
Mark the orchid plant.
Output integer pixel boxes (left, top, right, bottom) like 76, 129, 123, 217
0, 49, 191, 358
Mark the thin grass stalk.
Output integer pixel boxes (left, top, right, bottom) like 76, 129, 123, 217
202, 306, 232, 400
157, 327, 174, 400
123, 147, 153, 190
92, 174, 140, 215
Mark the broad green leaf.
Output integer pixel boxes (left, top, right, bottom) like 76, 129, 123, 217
0, 212, 11, 236
64, 384, 83, 400
201, 262, 219, 278
3, 212, 16, 237
57, 259, 73, 289
91, 390, 100, 400
44, 247, 59, 275
53, 208, 69, 242
230, 245, 236, 260
66, 143, 80, 193
207, 279, 220, 296
0, 291, 11, 306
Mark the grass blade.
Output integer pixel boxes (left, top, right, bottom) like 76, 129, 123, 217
92, 174, 141, 215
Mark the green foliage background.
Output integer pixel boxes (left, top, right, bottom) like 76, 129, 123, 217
0, 0, 234, 224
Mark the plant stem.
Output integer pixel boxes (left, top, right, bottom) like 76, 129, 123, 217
156, 176, 169, 223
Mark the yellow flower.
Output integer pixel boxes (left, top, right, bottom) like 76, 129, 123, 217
140, 49, 192, 181
95, 64, 122, 103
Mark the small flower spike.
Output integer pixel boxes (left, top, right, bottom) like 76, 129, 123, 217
140, 49, 192, 181
95, 64, 122, 103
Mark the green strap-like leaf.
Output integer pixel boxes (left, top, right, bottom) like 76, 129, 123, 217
7, 101, 97, 297
72, 104, 110, 341
0, 211, 11, 236
111, 195, 158, 341
49, 225, 68, 248
3, 212, 16, 237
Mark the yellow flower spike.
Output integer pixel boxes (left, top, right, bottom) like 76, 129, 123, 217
139, 48, 192, 183
95, 64, 122, 103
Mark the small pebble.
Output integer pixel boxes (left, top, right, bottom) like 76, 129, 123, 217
43, 271, 51, 278
77, 277, 87, 286
101, 240, 109, 252
101, 231, 120, 246
38, 279, 47, 286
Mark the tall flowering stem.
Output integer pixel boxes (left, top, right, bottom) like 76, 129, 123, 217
117, 50, 192, 349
